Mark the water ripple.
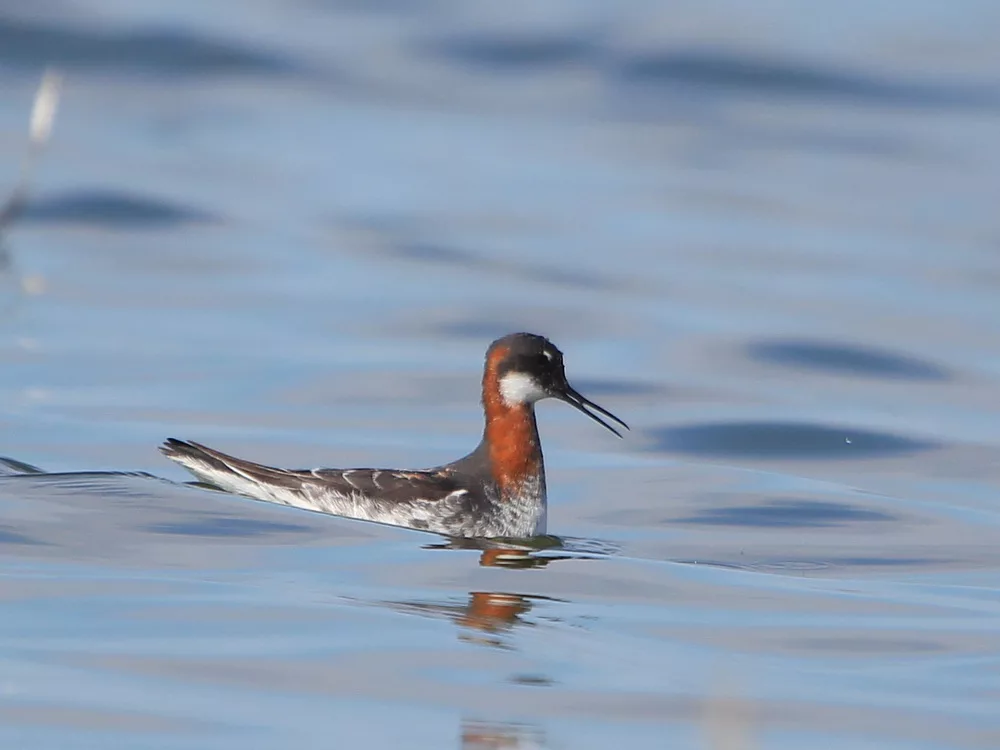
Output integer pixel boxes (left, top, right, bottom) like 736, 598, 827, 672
747, 338, 951, 381
23, 190, 216, 228
614, 48, 998, 109
646, 421, 937, 459
675, 498, 896, 528
0, 17, 298, 75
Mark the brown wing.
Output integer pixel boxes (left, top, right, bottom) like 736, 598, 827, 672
161, 439, 466, 506
305, 466, 467, 505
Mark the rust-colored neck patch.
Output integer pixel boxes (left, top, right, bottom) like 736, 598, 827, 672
482, 345, 543, 496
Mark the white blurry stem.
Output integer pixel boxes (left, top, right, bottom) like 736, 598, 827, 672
0, 69, 62, 230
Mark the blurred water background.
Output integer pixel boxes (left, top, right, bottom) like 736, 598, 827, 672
0, 1, 999, 747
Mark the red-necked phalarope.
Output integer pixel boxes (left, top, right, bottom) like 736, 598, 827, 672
160, 332, 628, 538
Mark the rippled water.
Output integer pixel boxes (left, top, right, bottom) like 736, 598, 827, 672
1, 1, 998, 747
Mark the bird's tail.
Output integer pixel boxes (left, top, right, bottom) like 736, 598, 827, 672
159, 438, 301, 503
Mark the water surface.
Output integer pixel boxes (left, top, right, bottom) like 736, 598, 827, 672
1, 1, 999, 747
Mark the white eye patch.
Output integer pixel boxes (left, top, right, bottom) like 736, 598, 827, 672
499, 371, 548, 406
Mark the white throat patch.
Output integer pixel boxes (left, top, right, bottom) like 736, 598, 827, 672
499, 371, 548, 406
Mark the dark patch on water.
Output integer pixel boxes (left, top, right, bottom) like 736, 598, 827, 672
676, 498, 896, 528
23, 190, 216, 228
0, 17, 297, 75
0, 526, 41, 545
614, 49, 997, 109
646, 421, 936, 459
424, 33, 596, 70
508, 673, 554, 686
146, 516, 312, 538
747, 339, 950, 381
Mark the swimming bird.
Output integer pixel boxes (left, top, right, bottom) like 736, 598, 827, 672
160, 332, 627, 538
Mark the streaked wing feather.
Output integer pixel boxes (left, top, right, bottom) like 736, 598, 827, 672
172, 440, 464, 505
307, 466, 464, 505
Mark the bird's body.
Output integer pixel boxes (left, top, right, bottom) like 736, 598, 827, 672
161, 438, 547, 538
161, 333, 626, 538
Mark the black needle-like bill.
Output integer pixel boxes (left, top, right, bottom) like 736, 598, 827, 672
558, 385, 630, 438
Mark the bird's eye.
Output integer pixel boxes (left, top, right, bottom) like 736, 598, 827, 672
542, 350, 554, 361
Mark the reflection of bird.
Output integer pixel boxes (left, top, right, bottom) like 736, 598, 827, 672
458, 548, 538, 635
376, 544, 572, 650
458, 591, 532, 634
378, 548, 546, 647
161, 333, 627, 538
462, 719, 547, 749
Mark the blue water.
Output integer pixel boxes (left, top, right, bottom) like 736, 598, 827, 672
1, 1, 999, 747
